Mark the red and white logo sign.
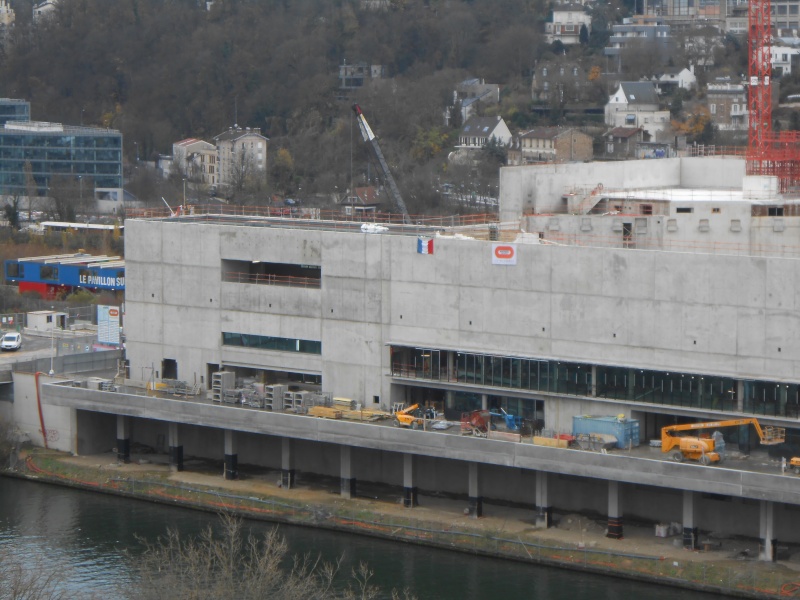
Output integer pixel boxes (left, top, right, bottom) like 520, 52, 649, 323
492, 243, 517, 265
109, 308, 119, 317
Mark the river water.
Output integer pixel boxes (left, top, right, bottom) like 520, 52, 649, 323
0, 477, 720, 599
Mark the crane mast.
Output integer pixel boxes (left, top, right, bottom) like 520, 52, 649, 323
351, 104, 411, 224
747, 0, 772, 160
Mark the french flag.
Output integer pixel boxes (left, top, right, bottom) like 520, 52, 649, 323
417, 237, 434, 255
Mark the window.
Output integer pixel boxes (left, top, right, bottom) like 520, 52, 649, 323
641, 204, 653, 215
222, 332, 321, 354
560, 67, 565, 75
676, 207, 693, 213
542, 68, 548, 76
712, 207, 721, 213
710, 104, 716, 114
5, 263, 23, 278
573, 67, 578, 76
40, 265, 58, 281
768, 206, 785, 216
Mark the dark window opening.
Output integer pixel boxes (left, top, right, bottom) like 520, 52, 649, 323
640, 204, 653, 215
676, 207, 693, 214
221, 259, 321, 288
768, 206, 785, 216
162, 358, 178, 380
40, 265, 59, 280
222, 332, 321, 355
6, 263, 22, 278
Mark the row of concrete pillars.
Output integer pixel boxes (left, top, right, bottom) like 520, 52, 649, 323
114, 417, 778, 561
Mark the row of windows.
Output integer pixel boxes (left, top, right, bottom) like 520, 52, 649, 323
0, 135, 120, 148
391, 347, 800, 419
222, 332, 321, 355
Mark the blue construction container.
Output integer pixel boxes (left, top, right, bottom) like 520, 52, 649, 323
572, 415, 640, 449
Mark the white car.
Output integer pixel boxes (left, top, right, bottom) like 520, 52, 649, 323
1, 332, 22, 351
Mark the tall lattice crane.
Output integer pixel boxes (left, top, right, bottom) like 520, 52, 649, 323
352, 104, 411, 224
746, 0, 800, 190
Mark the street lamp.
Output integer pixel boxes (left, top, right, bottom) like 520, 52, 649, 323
49, 307, 55, 376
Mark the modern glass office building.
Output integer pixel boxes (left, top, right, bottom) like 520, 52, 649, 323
0, 99, 30, 125
0, 121, 123, 200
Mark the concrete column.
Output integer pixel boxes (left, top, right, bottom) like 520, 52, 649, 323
116, 415, 130, 464
682, 490, 698, 549
403, 453, 418, 507
590, 365, 597, 396
281, 438, 294, 489
535, 471, 552, 528
607, 481, 623, 539
759, 500, 777, 561
736, 380, 745, 412
340, 445, 356, 499
468, 462, 482, 518
224, 429, 238, 480
168, 422, 183, 472
481, 394, 488, 411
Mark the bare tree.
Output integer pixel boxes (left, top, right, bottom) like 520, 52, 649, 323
46, 175, 93, 222
126, 514, 415, 600
0, 545, 79, 600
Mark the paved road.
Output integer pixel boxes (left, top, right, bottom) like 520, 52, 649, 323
0, 331, 97, 368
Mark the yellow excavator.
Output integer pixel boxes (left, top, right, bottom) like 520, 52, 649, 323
661, 418, 785, 466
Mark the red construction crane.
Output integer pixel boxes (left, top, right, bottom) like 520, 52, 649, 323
746, 0, 800, 191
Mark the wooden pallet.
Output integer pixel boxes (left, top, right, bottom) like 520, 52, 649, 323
341, 409, 390, 422
308, 406, 343, 419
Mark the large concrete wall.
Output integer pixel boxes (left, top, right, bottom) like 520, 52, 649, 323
126, 218, 800, 412
498, 157, 747, 223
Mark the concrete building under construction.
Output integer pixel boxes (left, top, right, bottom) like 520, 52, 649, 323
26, 155, 800, 561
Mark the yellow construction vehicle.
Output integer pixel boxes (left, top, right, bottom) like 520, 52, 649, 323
661, 418, 785, 466
394, 404, 435, 430
790, 457, 800, 474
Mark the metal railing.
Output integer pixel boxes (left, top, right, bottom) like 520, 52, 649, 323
222, 272, 321, 288
125, 204, 498, 229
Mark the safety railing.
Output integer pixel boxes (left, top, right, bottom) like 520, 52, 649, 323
222, 272, 321, 288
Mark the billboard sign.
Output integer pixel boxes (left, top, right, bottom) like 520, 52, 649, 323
97, 305, 121, 346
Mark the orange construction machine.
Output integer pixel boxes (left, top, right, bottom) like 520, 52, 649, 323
661, 418, 785, 466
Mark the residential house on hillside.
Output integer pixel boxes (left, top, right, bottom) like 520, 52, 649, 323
706, 82, 748, 130
605, 81, 670, 138
772, 45, 800, 75
653, 66, 696, 91
449, 78, 500, 124
32, 0, 57, 20
532, 60, 600, 104
339, 61, 387, 89
340, 186, 381, 216
601, 127, 651, 160
545, 3, 591, 45
457, 116, 512, 149
213, 126, 268, 190
604, 18, 673, 73
0, 0, 14, 27
507, 128, 593, 165
172, 138, 217, 186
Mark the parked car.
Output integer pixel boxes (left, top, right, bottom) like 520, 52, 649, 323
1, 332, 22, 351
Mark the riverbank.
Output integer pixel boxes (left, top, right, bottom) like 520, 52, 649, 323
8, 447, 800, 599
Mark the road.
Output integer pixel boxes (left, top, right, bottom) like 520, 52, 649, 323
0, 331, 97, 368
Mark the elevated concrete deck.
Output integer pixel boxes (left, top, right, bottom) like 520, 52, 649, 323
42, 382, 800, 505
